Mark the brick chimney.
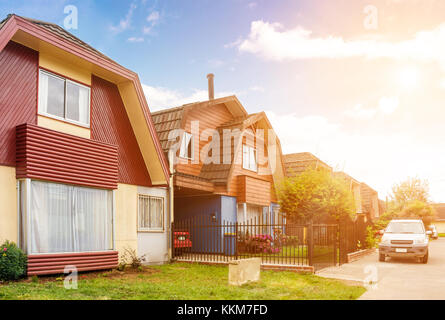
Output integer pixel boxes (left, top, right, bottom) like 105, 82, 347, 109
207, 73, 214, 100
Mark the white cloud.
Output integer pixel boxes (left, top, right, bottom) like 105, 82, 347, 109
224, 37, 242, 49
110, 2, 137, 33
344, 96, 399, 119
142, 84, 235, 111
146, 11, 160, 24
250, 85, 264, 92
238, 20, 445, 68
143, 26, 153, 35
378, 96, 399, 114
344, 104, 378, 120
143, 10, 161, 35
127, 37, 144, 43
208, 59, 224, 68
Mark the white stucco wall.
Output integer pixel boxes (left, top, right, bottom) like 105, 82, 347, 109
137, 186, 169, 265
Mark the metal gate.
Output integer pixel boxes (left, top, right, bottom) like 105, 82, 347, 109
172, 216, 340, 270
309, 224, 338, 271
339, 216, 372, 264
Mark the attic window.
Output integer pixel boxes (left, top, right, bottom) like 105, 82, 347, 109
179, 132, 194, 160
38, 69, 90, 127
242, 144, 257, 172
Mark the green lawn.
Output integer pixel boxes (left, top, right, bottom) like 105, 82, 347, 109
0, 262, 365, 300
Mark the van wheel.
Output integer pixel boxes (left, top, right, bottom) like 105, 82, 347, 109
422, 251, 428, 264
379, 253, 385, 262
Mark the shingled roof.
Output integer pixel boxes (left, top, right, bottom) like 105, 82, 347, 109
1, 14, 116, 63
151, 106, 185, 154
284, 152, 332, 176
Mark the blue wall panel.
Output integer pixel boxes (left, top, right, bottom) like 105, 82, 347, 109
174, 195, 238, 254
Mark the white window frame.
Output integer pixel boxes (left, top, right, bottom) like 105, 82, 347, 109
138, 194, 165, 232
38, 69, 91, 128
179, 131, 194, 160
242, 144, 257, 172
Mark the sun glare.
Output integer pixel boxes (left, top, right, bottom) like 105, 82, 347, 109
398, 67, 419, 89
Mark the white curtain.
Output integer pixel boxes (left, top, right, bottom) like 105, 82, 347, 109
149, 198, 163, 229
29, 181, 112, 254
38, 72, 49, 114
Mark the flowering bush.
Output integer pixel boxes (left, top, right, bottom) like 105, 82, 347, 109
273, 229, 299, 247
0, 240, 27, 281
240, 234, 280, 254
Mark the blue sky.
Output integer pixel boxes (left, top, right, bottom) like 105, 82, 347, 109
2, 0, 445, 201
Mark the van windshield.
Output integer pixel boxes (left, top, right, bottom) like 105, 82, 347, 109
385, 222, 424, 234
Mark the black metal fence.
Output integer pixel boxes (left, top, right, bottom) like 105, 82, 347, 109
172, 216, 343, 270
339, 216, 372, 264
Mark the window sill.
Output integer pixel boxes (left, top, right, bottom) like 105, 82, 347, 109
138, 229, 165, 233
38, 112, 90, 129
179, 155, 194, 161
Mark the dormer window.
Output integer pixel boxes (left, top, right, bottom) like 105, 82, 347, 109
38, 69, 90, 127
179, 132, 194, 160
242, 144, 257, 171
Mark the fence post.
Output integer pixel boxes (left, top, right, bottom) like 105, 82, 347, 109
235, 221, 238, 260
333, 225, 338, 266
308, 222, 313, 266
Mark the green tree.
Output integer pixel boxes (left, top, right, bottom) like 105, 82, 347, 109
278, 167, 356, 223
390, 177, 429, 208
383, 177, 436, 226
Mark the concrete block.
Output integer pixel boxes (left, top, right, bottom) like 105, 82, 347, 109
228, 258, 261, 286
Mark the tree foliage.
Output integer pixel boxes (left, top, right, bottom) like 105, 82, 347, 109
278, 168, 356, 223
390, 177, 429, 208
382, 177, 436, 227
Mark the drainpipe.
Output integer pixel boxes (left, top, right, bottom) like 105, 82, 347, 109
167, 149, 175, 262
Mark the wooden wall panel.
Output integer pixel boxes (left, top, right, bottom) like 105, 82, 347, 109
237, 175, 270, 206
175, 103, 233, 176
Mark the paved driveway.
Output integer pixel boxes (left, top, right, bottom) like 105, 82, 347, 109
316, 238, 445, 300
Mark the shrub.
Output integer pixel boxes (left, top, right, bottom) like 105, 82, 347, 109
119, 247, 146, 270
0, 240, 27, 281
273, 229, 299, 247
365, 225, 378, 248
240, 234, 280, 254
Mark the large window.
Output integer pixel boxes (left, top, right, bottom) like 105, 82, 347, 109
179, 132, 194, 159
138, 195, 164, 231
20, 180, 113, 254
38, 69, 90, 126
242, 144, 257, 171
